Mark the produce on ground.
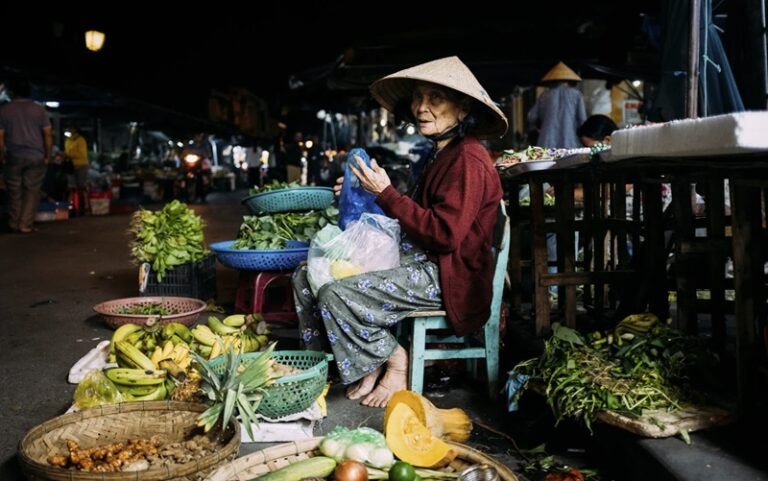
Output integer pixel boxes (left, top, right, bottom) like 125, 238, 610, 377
191, 315, 271, 359
251, 456, 338, 481
516, 444, 596, 481
383, 391, 472, 443
511, 317, 721, 432
335, 460, 369, 481
73, 369, 122, 408
129, 200, 209, 281
286, 427, 461, 481
93, 315, 273, 405
192, 341, 279, 440
385, 403, 457, 468
47, 434, 221, 473
319, 427, 394, 469
116, 302, 179, 315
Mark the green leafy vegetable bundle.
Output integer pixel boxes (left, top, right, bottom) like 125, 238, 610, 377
248, 180, 301, 195
512, 321, 720, 432
116, 302, 178, 315
232, 206, 339, 250
130, 200, 210, 281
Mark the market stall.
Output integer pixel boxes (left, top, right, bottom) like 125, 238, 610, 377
502, 112, 768, 422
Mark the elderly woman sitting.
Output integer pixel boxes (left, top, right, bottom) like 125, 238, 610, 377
292, 56, 508, 408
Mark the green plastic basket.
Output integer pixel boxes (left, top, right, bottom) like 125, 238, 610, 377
210, 350, 330, 419
242, 187, 334, 214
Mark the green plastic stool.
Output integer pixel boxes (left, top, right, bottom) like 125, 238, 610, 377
403, 206, 510, 400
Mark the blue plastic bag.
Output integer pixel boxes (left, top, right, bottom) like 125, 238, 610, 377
338, 148, 386, 230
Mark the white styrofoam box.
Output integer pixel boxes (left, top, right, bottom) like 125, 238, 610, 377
609, 111, 768, 160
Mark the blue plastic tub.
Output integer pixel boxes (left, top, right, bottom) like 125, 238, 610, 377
210, 241, 309, 271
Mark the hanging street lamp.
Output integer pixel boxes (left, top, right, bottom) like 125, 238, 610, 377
84, 30, 105, 52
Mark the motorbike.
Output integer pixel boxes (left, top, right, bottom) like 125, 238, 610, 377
178, 150, 212, 203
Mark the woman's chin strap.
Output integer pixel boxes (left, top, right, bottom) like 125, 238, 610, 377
424, 123, 461, 143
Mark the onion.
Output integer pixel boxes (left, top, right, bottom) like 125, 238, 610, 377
345, 442, 373, 463
320, 438, 344, 460
368, 447, 394, 469
334, 460, 369, 481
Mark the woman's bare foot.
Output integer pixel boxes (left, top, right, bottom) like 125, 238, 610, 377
361, 345, 408, 408
346, 366, 382, 400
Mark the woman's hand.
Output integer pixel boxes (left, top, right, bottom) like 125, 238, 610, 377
333, 176, 344, 197
349, 156, 391, 195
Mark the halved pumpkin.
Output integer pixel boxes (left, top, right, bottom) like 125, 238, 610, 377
384, 390, 472, 443
385, 403, 458, 468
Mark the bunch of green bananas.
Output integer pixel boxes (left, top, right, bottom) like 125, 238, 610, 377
104, 338, 169, 401
106, 322, 197, 402
104, 367, 168, 401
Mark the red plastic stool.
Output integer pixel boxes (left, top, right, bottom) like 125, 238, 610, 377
234, 271, 298, 324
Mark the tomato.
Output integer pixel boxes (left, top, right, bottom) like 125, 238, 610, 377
388, 461, 416, 481
544, 468, 585, 481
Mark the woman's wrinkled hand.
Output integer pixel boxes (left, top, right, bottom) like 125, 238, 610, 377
333, 176, 344, 197
349, 156, 391, 196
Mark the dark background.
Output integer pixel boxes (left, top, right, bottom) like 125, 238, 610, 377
1, 3, 663, 113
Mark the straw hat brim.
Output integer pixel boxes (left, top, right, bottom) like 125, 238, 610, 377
370, 58, 508, 139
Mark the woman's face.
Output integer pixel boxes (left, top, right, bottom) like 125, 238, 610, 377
410, 83, 468, 137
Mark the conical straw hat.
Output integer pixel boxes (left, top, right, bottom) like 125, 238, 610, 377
541, 61, 582, 82
370, 56, 508, 139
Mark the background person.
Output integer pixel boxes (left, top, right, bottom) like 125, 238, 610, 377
577, 114, 618, 147
285, 132, 304, 183
527, 61, 587, 148
64, 125, 89, 215
292, 56, 508, 408
0, 78, 52, 233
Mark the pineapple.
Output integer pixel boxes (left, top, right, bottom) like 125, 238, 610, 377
191, 341, 278, 440
170, 377, 203, 402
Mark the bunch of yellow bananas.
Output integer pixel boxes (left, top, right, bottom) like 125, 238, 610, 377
150, 341, 193, 371
190, 316, 270, 360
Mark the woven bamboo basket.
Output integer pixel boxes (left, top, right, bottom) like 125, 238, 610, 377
204, 437, 519, 481
19, 401, 240, 481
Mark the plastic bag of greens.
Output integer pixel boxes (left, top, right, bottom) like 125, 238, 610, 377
307, 224, 343, 295
318, 426, 394, 468
338, 148, 386, 230
73, 369, 122, 409
306, 213, 400, 296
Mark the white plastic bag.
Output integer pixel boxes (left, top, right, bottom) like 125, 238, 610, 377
307, 213, 400, 296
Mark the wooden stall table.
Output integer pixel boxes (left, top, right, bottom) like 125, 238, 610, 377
499, 153, 643, 334
604, 112, 768, 419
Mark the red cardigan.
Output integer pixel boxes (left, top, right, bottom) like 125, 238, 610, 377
376, 136, 503, 336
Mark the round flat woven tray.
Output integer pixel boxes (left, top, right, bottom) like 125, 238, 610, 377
209, 350, 329, 418
93, 296, 207, 329
204, 437, 520, 481
242, 187, 334, 214
19, 401, 240, 481
210, 241, 309, 271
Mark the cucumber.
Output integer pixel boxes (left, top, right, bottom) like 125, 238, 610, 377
250, 456, 337, 481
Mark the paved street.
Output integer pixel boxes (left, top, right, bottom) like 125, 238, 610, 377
0, 190, 522, 480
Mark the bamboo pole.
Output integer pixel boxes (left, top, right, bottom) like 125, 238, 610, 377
687, 0, 701, 118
